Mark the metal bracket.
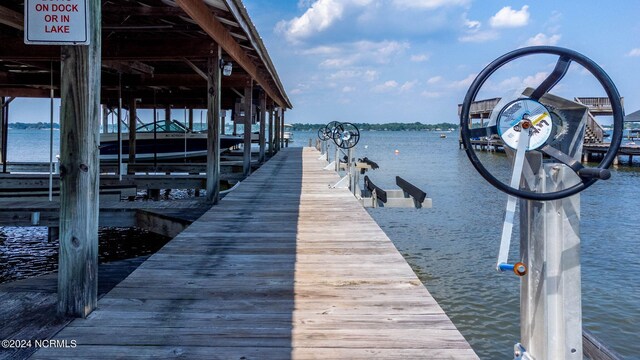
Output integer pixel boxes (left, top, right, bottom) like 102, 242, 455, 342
331, 174, 350, 189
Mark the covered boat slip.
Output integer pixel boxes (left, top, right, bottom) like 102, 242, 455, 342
31, 147, 477, 359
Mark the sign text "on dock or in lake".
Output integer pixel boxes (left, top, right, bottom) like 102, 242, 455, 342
24, 0, 90, 45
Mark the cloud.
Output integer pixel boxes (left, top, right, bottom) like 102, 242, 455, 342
410, 54, 430, 62
459, 30, 499, 43
392, 0, 469, 10
400, 80, 418, 92
525, 33, 561, 46
372, 80, 399, 93
276, 0, 372, 42
448, 74, 476, 89
342, 86, 356, 92
313, 40, 410, 68
427, 76, 442, 84
490, 5, 530, 28
421, 91, 442, 98
523, 72, 549, 88
628, 48, 640, 57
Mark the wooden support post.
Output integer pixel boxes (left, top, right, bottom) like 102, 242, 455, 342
274, 107, 280, 153
101, 105, 108, 133
57, 0, 101, 318
281, 109, 286, 148
268, 104, 274, 156
48, 227, 59, 243
232, 108, 237, 135
0, 97, 6, 171
165, 104, 171, 129
243, 80, 253, 176
116, 80, 122, 178
188, 108, 194, 131
206, 47, 221, 204
221, 109, 226, 135
128, 97, 137, 169
259, 90, 266, 163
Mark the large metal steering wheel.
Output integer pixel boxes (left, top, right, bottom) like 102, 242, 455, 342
460, 46, 624, 201
333, 122, 360, 149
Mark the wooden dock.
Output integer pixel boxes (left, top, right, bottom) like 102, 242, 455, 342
31, 147, 477, 359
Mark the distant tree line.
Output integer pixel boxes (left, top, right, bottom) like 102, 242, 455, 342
290, 122, 459, 131
9, 122, 60, 130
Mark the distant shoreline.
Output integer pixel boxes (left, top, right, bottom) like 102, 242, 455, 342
8, 122, 60, 130
290, 122, 458, 131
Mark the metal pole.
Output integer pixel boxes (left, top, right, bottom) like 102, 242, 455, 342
49, 64, 54, 201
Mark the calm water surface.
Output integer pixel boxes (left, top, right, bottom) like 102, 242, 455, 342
294, 130, 639, 359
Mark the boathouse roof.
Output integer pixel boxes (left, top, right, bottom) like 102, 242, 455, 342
0, 0, 292, 109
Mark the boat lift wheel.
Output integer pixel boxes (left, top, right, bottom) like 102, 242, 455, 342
459, 46, 624, 201
333, 122, 360, 149
317, 126, 331, 141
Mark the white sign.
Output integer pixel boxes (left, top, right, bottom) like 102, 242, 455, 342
24, 0, 90, 45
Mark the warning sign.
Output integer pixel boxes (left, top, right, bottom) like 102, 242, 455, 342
24, 0, 90, 45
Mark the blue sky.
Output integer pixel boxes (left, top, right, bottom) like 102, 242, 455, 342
10, 0, 640, 125
245, 0, 640, 124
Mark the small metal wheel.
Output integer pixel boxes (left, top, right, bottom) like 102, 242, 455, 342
317, 126, 330, 141
325, 121, 343, 142
333, 122, 360, 149
459, 46, 624, 201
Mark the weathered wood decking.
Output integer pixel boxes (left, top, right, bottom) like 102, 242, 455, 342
32, 147, 477, 359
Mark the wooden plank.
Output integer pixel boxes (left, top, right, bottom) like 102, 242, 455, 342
32, 147, 477, 359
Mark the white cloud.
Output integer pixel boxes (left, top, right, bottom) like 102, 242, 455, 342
342, 86, 355, 92
525, 33, 561, 46
400, 80, 418, 92
277, 0, 373, 42
459, 30, 499, 43
421, 91, 442, 98
410, 54, 430, 62
363, 70, 378, 81
462, 13, 480, 30
490, 5, 530, 28
628, 48, 640, 57
427, 76, 442, 84
449, 74, 477, 89
523, 72, 549, 88
372, 80, 399, 93
301, 46, 341, 56
316, 40, 410, 68
392, 0, 469, 10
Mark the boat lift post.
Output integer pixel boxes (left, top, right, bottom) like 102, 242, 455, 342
459, 47, 624, 360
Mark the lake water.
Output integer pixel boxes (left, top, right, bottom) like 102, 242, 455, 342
292, 130, 639, 359
1, 128, 638, 359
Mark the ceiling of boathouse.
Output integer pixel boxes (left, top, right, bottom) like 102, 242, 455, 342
0, 0, 291, 110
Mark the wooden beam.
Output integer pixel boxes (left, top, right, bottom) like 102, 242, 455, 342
206, 48, 221, 204
102, 61, 154, 75
0, 97, 5, 169
259, 90, 266, 163
0, 5, 23, 30
183, 58, 207, 80
0, 36, 215, 61
57, 0, 101, 318
174, 0, 287, 108
243, 80, 253, 176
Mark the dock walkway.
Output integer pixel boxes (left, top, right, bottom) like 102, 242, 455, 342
32, 147, 477, 359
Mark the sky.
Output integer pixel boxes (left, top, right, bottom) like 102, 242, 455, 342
9, 0, 640, 125
243, 0, 640, 125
